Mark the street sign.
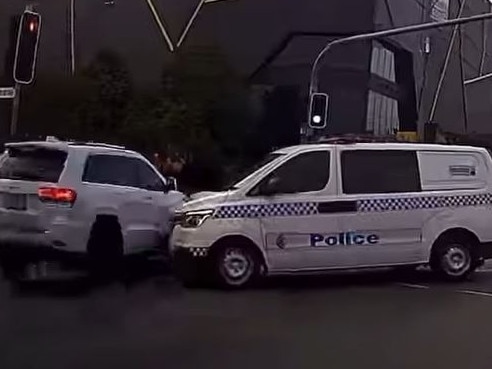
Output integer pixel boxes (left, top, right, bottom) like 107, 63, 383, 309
0, 87, 16, 99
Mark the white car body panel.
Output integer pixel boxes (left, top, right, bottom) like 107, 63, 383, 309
172, 142, 492, 275
0, 140, 184, 255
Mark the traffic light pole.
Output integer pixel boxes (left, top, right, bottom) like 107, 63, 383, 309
9, 83, 20, 137
309, 12, 492, 96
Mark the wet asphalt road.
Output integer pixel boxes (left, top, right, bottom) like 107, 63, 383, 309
2, 264, 492, 369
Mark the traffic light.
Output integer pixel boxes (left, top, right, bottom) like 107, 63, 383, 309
308, 93, 329, 129
13, 11, 41, 85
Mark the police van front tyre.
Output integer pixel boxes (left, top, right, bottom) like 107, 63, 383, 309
431, 235, 475, 281
214, 245, 259, 289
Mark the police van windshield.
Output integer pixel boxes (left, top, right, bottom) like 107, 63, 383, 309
227, 153, 285, 190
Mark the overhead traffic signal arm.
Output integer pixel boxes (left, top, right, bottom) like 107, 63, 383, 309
13, 11, 41, 85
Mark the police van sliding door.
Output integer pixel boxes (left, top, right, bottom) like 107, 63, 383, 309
253, 149, 352, 272
335, 149, 425, 267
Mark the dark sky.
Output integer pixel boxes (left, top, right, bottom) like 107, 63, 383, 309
0, 0, 377, 85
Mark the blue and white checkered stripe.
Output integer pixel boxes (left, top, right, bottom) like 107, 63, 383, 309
214, 202, 318, 219
212, 193, 492, 219
358, 193, 492, 212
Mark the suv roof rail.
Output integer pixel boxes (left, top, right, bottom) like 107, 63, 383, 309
68, 141, 125, 149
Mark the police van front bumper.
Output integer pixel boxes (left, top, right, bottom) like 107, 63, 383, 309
172, 246, 212, 279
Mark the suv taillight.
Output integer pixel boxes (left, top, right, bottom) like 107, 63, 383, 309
38, 186, 77, 206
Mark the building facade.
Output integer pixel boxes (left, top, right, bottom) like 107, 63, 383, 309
1, 0, 492, 143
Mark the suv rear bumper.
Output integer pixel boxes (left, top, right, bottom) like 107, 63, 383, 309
0, 230, 51, 248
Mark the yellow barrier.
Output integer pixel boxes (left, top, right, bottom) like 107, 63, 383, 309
396, 131, 419, 142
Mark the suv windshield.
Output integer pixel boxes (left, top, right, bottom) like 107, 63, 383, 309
226, 153, 284, 190
0, 146, 67, 182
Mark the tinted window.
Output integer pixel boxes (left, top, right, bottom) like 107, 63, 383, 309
252, 151, 330, 195
83, 155, 137, 187
135, 160, 165, 191
342, 150, 421, 194
227, 153, 284, 190
0, 146, 67, 182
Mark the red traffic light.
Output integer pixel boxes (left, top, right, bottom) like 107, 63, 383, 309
13, 10, 42, 84
28, 20, 38, 33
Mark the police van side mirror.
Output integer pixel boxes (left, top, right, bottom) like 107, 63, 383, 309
308, 93, 329, 129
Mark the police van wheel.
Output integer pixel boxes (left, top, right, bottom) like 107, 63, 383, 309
214, 245, 259, 289
431, 235, 475, 281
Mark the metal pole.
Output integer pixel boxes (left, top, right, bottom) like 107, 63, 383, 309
309, 12, 492, 96
176, 0, 206, 49
428, 0, 467, 122
464, 71, 492, 85
70, 0, 75, 75
144, 0, 175, 52
10, 83, 21, 137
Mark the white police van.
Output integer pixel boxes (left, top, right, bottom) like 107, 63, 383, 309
171, 142, 492, 288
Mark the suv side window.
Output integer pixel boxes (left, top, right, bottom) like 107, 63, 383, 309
341, 150, 421, 194
83, 155, 138, 187
134, 159, 166, 192
250, 150, 330, 195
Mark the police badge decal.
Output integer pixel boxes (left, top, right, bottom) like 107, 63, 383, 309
276, 234, 286, 249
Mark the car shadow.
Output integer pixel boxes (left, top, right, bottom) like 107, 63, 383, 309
2, 257, 173, 299
255, 267, 445, 291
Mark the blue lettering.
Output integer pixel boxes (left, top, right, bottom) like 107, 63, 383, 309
310, 233, 380, 247
310, 234, 324, 247
353, 235, 365, 245
326, 236, 338, 246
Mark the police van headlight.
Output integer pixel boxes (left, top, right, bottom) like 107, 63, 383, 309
181, 209, 214, 228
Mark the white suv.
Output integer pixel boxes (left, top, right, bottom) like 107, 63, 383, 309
0, 139, 184, 274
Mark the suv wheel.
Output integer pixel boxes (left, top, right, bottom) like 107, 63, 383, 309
87, 217, 123, 278
431, 234, 476, 281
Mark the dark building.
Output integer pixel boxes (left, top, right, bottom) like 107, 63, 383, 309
1, 0, 492, 143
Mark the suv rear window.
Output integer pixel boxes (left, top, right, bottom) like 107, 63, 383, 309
0, 146, 67, 182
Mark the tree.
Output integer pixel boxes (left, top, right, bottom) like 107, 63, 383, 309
75, 50, 133, 141
162, 46, 261, 166
17, 72, 96, 139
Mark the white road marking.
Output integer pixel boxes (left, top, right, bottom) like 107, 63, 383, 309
457, 290, 492, 298
396, 283, 430, 289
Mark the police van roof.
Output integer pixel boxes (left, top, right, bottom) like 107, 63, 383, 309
274, 142, 487, 155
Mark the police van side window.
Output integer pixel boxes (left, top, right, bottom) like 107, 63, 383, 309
250, 151, 330, 196
342, 150, 421, 194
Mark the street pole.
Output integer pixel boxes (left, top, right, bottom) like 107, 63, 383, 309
70, 0, 75, 75
9, 83, 20, 137
309, 12, 492, 97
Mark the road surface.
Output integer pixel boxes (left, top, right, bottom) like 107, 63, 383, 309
1, 263, 492, 369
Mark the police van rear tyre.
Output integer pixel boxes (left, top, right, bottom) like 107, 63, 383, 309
431, 235, 475, 281
214, 245, 260, 289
